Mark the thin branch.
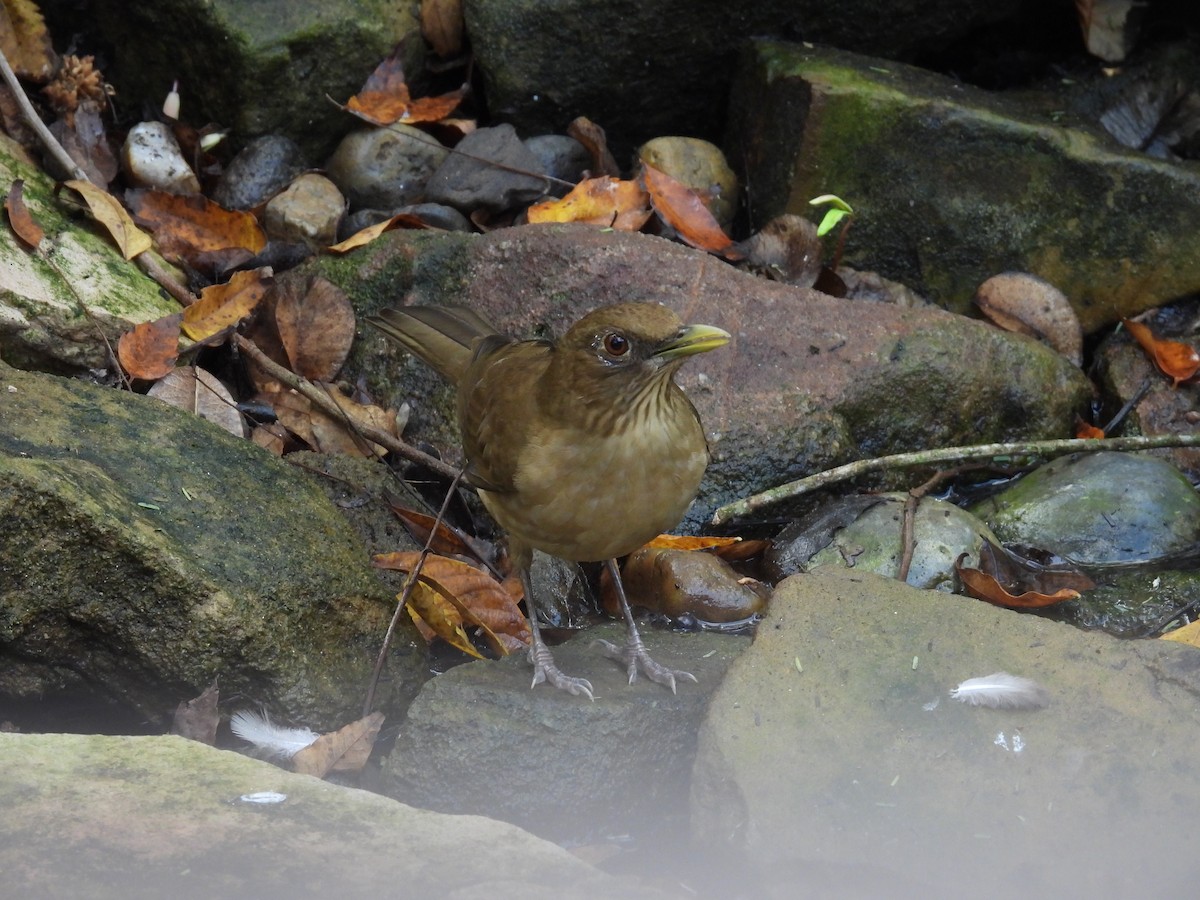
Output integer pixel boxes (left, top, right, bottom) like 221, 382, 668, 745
0, 48, 88, 183
711, 432, 1200, 526
363, 465, 467, 715
230, 333, 462, 481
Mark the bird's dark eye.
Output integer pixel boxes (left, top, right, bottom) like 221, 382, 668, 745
603, 332, 629, 356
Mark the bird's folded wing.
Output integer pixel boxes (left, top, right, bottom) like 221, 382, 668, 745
366, 305, 500, 385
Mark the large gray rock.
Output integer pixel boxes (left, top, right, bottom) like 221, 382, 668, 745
463, 0, 1023, 158
88, 0, 423, 160
728, 41, 1200, 331
0, 733, 658, 899
691, 568, 1200, 898
329, 224, 1091, 529
0, 361, 425, 728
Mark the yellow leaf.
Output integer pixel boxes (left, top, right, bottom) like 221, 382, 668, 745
1161, 618, 1200, 649
64, 179, 153, 259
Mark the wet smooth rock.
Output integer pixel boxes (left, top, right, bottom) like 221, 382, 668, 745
213, 134, 307, 210
525, 134, 591, 196
325, 124, 449, 210
970, 451, 1200, 563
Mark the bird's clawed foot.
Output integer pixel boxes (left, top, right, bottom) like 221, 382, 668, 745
529, 638, 595, 700
597, 634, 698, 694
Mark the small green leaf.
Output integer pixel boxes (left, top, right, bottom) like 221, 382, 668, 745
816, 208, 849, 237
808, 193, 853, 213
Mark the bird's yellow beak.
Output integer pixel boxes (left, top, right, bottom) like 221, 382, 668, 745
653, 323, 731, 361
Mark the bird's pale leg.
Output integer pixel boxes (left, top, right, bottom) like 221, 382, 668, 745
522, 568, 595, 700
597, 558, 698, 693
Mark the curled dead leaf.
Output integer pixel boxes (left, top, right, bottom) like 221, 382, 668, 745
974, 272, 1082, 366
1123, 318, 1200, 386
4, 179, 43, 250
640, 162, 743, 260
117, 312, 183, 381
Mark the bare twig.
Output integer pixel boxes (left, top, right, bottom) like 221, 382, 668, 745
711, 432, 1200, 525
0, 48, 88, 183
230, 332, 463, 481
363, 465, 467, 715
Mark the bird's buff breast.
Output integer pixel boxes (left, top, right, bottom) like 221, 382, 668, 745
481, 414, 708, 562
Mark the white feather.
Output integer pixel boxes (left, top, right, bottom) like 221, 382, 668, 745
949, 672, 1049, 710
229, 709, 318, 758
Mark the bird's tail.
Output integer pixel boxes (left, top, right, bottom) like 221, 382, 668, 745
366, 305, 500, 385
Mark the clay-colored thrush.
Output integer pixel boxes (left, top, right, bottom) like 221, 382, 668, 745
368, 302, 729, 698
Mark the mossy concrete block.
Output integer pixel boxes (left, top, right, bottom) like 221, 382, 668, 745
729, 41, 1200, 331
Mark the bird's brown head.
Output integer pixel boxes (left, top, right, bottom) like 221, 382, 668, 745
544, 303, 730, 416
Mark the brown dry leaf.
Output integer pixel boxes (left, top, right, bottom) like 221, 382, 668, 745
566, 116, 620, 178
5, 179, 43, 249
389, 504, 481, 560
0, 0, 54, 80
403, 578, 484, 658
170, 681, 219, 745
55, 103, 119, 190
250, 422, 290, 455
955, 546, 1094, 609
1123, 318, 1200, 386
1161, 618, 1200, 648
376, 551, 528, 645
292, 712, 385, 778
344, 50, 465, 126
181, 267, 272, 342
526, 176, 651, 230
421, 0, 464, 58
127, 189, 266, 264
309, 384, 398, 456
63, 179, 152, 259
326, 212, 429, 253
276, 276, 355, 381
641, 162, 743, 260
117, 312, 183, 381
147, 366, 246, 438
974, 272, 1082, 366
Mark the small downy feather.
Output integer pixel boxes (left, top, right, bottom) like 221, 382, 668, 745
949, 672, 1049, 710
229, 710, 319, 758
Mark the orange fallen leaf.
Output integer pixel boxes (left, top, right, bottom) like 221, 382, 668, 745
63, 179, 152, 259
641, 162, 743, 260
403, 579, 484, 658
1123, 318, 1200, 386
527, 176, 651, 230
1074, 415, 1105, 440
344, 48, 466, 125
117, 312, 183, 380
275, 276, 355, 381
5, 179, 43, 250
127, 189, 266, 264
181, 267, 273, 341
